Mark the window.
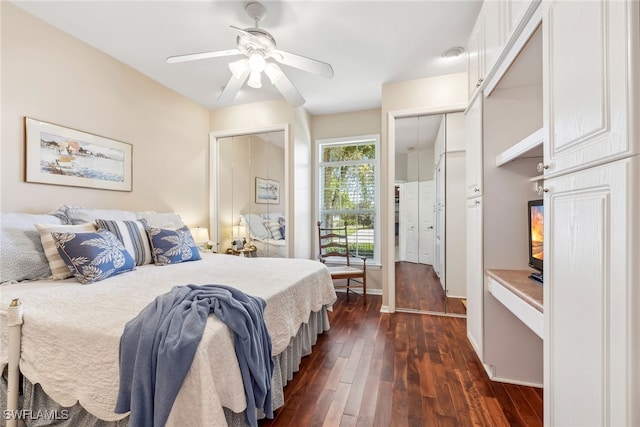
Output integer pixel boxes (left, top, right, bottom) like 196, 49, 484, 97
317, 135, 380, 263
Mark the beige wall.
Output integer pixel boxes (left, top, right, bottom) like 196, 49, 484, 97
310, 108, 381, 141
381, 73, 468, 308
1, 3, 211, 228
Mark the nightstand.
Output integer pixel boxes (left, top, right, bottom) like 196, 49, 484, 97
225, 245, 257, 257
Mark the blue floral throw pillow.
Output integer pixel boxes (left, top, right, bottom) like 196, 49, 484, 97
52, 230, 136, 284
146, 226, 202, 266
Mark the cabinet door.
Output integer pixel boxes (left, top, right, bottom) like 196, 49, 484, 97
504, 0, 536, 42
482, 0, 503, 77
466, 197, 483, 358
467, 17, 484, 98
544, 157, 639, 426
544, 0, 638, 176
465, 96, 483, 198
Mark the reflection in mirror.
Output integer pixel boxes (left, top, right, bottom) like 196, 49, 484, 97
215, 131, 286, 258
394, 112, 466, 316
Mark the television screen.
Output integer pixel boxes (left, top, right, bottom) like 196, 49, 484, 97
528, 199, 543, 272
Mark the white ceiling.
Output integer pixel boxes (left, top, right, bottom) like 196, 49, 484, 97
395, 113, 443, 154
11, 0, 481, 116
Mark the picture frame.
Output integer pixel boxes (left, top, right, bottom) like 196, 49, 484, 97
255, 177, 280, 204
25, 117, 133, 192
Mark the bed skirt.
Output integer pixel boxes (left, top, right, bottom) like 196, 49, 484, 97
1, 306, 330, 427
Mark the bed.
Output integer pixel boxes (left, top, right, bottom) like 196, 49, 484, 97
0, 207, 337, 426
240, 213, 288, 258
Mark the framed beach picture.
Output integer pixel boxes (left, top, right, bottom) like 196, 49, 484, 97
25, 117, 132, 192
255, 177, 280, 204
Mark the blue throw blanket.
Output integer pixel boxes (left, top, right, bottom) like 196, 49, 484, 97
114, 284, 274, 427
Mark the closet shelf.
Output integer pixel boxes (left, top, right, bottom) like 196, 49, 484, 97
495, 127, 544, 166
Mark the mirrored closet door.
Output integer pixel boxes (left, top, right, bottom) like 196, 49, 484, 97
394, 112, 467, 315
213, 130, 286, 258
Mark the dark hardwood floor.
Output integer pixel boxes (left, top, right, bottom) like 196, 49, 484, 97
395, 261, 466, 315
262, 292, 543, 426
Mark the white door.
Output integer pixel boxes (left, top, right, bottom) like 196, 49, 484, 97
398, 181, 419, 263
419, 180, 435, 264
465, 96, 483, 198
545, 157, 639, 427
466, 197, 483, 358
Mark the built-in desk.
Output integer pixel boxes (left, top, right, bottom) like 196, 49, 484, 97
486, 269, 543, 339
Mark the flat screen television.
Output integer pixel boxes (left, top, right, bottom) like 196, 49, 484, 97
528, 199, 544, 282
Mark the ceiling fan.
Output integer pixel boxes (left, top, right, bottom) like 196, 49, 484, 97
166, 1, 334, 107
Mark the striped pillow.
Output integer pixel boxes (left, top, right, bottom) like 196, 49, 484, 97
95, 219, 153, 266
35, 222, 97, 280
266, 221, 282, 240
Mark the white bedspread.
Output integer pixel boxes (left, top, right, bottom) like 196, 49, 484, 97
250, 238, 287, 258
0, 253, 336, 425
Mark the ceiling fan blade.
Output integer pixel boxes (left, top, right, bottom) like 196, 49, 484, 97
166, 49, 242, 64
270, 49, 334, 79
265, 63, 305, 107
218, 70, 249, 103
230, 25, 264, 45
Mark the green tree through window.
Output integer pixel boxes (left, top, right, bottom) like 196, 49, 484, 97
318, 136, 379, 261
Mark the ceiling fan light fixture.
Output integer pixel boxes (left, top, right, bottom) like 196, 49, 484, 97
265, 62, 283, 84
229, 59, 249, 79
247, 71, 262, 88
248, 52, 266, 72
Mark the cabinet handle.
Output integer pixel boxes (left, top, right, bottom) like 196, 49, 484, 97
536, 186, 549, 196
537, 163, 549, 173
475, 78, 484, 88
474, 200, 480, 205
474, 187, 480, 192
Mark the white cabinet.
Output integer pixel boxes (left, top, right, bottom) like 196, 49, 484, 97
544, 157, 639, 426
465, 96, 483, 198
482, 0, 503, 78
542, 1, 640, 425
543, 0, 639, 177
504, 0, 537, 43
467, 1, 502, 100
467, 17, 484, 98
465, 197, 483, 357
467, 0, 540, 100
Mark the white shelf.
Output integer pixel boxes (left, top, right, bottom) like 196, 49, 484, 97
495, 127, 544, 166
486, 273, 544, 339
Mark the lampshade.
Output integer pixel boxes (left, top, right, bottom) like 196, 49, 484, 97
190, 227, 210, 244
248, 52, 266, 73
247, 71, 262, 88
232, 225, 247, 239
229, 59, 249, 79
265, 62, 283, 84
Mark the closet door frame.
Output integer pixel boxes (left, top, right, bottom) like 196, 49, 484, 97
209, 124, 290, 256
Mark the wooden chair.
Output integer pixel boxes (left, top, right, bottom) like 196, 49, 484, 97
317, 221, 367, 304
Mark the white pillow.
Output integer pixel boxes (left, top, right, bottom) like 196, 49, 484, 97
35, 222, 97, 279
137, 212, 184, 228
261, 212, 284, 222
241, 213, 271, 240
55, 205, 137, 225
0, 213, 64, 283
